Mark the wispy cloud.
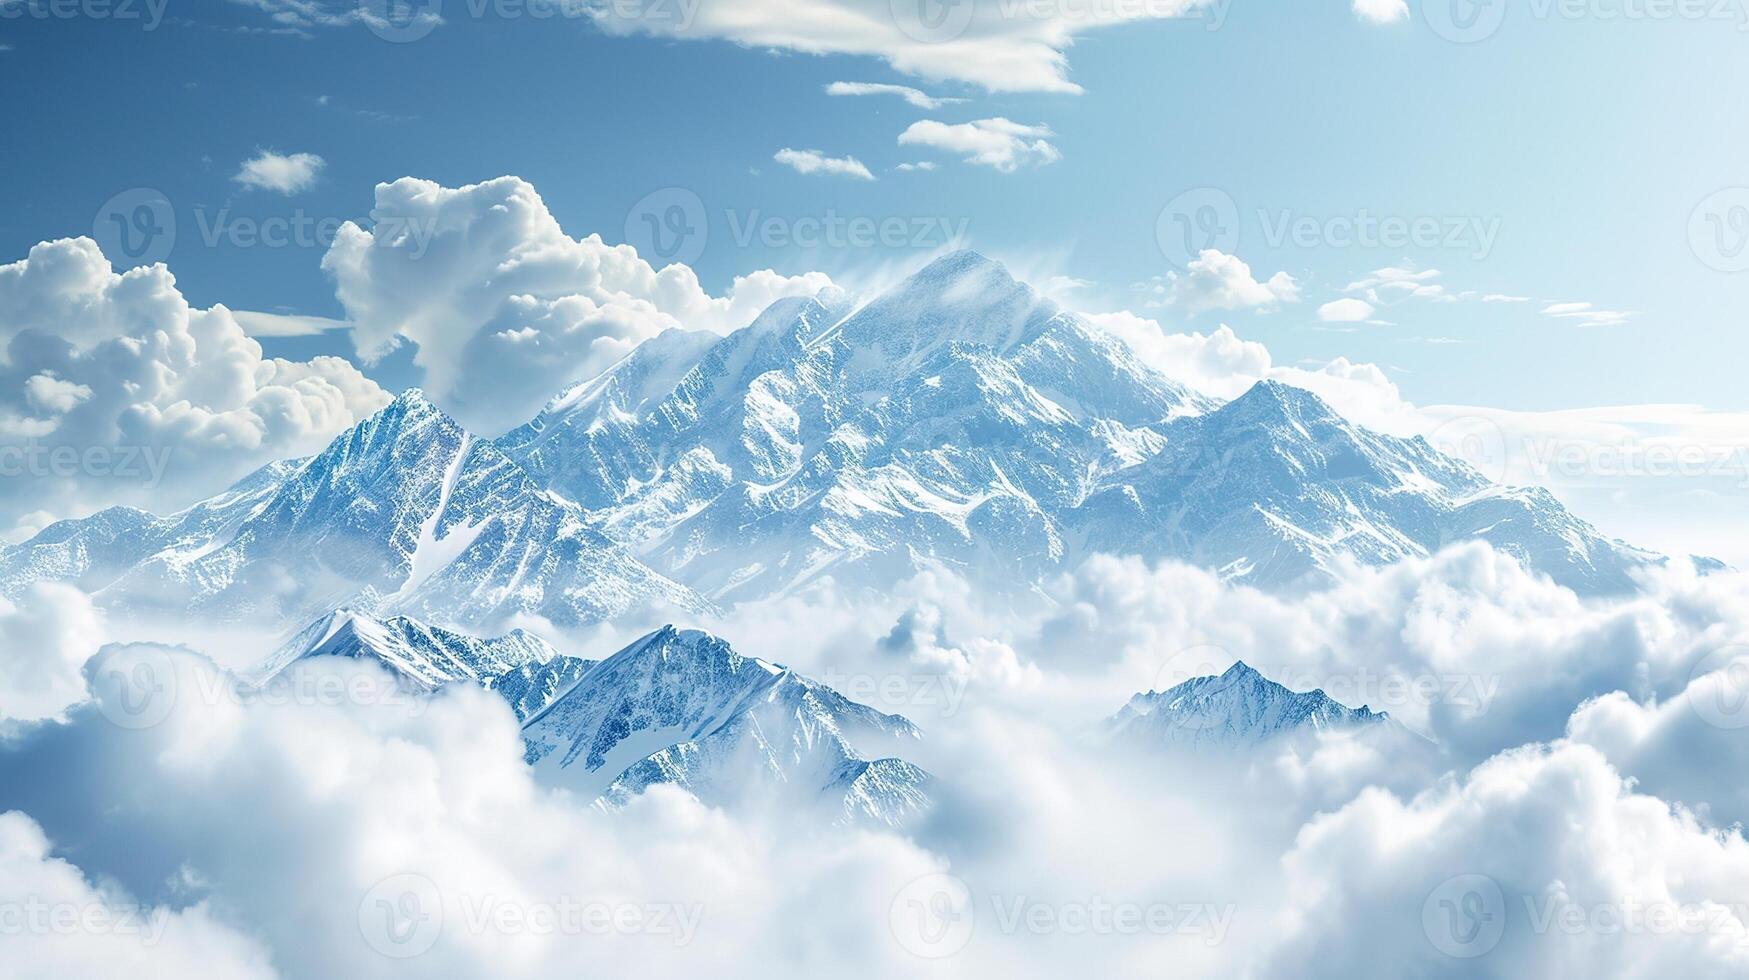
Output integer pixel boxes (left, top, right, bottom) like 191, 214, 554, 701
1541, 301, 1634, 328
772, 148, 876, 181
826, 81, 962, 110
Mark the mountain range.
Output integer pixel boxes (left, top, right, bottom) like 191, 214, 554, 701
1103, 661, 1391, 751
264, 614, 929, 826
0, 250, 1672, 640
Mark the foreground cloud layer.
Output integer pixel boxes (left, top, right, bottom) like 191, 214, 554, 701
6, 545, 1749, 977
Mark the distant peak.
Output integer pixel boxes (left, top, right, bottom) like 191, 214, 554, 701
1225, 380, 1339, 422
1219, 660, 1264, 682
391, 386, 434, 409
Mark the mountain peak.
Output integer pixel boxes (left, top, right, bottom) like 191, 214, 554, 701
1226, 380, 1338, 421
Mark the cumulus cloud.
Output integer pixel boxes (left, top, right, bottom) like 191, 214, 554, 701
772, 148, 876, 180
1261, 742, 1749, 978
1352, 0, 1410, 24
825, 80, 961, 109
321, 176, 833, 433
1318, 297, 1377, 322
897, 118, 1061, 172
232, 150, 326, 194
0, 584, 105, 725
0, 237, 390, 536
1164, 250, 1300, 315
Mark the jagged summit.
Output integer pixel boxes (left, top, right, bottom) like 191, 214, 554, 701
521, 626, 929, 826
1107, 661, 1387, 750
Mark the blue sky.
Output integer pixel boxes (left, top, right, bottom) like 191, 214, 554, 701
2, 0, 1746, 411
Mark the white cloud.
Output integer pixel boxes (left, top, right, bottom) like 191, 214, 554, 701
1318, 297, 1376, 322
0, 237, 390, 535
321, 176, 833, 433
1543, 301, 1635, 328
1164, 250, 1300, 314
230, 310, 348, 337
1352, 0, 1410, 24
232, 150, 326, 194
0, 810, 276, 978
772, 148, 876, 180
0, 584, 105, 724
1262, 741, 1749, 978
589, 0, 1214, 94
897, 118, 1061, 172
894, 161, 937, 172
825, 80, 961, 109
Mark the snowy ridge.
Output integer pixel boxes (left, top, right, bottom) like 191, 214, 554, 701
258, 607, 585, 697
1104, 661, 1388, 750
0, 390, 712, 632
523, 626, 929, 827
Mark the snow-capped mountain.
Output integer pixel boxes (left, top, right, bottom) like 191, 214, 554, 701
0, 251, 1668, 622
0, 390, 710, 633
521, 626, 930, 826
258, 608, 594, 716
497, 250, 1660, 597
1104, 661, 1388, 750
1070, 380, 1660, 592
